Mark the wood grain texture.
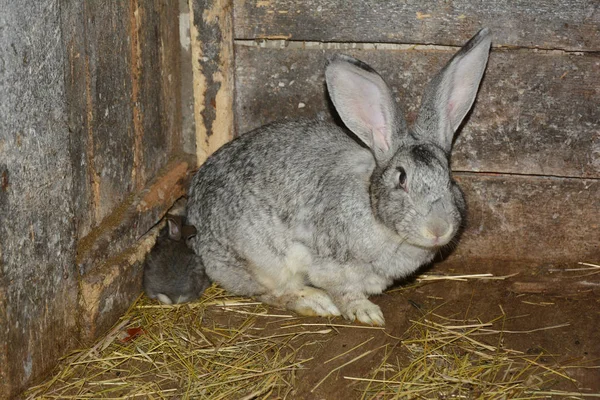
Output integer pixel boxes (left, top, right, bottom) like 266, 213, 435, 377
65, 0, 184, 239
190, 0, 236, 165
453, 174, 599, 263
0, 1, 78, 397
83, 0, 135, 226
234, 0, 600, 51
235, 46, 600, 178
137, 0, 183, 189
75, 155, 196, 276
76, 157, 195, 342
0, 1, 187, 396
157, 1, 185, 158
509, 279, 599, 296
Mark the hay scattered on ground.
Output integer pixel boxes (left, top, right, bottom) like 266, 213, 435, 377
26, 272, 599, 399
350, 312, 597, 399
25, 285, 329, 400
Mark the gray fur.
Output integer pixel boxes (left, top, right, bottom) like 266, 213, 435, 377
187, 29, 491, 325
143, 216, 210, 304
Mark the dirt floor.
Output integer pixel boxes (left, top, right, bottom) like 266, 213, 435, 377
26, 259, 600, 399
290, 260, 600, 399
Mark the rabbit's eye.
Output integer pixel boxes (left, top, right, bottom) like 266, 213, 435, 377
397, 167, 407, 190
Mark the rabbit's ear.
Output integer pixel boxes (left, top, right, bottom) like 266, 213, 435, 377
414, 28, 491, 152
166, 215, 183, 241
181, 224, 198, 240
326, 55, 404, 163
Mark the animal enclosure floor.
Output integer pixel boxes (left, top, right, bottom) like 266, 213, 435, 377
26, 260, 600, 399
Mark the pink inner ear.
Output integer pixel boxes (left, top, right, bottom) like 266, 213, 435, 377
362, 84, 391, 153
447, 101, 455, 113
447, 72, 479, 129
373, 126, 390, 153
332, 66, 394, 154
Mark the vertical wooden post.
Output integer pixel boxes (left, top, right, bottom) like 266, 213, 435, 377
189, 0, 235, 165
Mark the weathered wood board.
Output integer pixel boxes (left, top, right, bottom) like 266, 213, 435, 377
1, 0, 190, 397
454, 174, 599, 263
234, 0, 600, 51
235, 45, 600, 179
64, 0, 185, 240
77, 156, 196, 342
80, 0, 136, 231
189, 0, 235, 164
0, 1, 78, 397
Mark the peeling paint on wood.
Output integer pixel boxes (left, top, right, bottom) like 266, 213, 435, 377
233, 0, 600, 51
189, 0, 235, 165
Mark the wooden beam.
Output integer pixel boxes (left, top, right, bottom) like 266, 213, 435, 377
189, 0, 235, 165
234, 0, 600, 51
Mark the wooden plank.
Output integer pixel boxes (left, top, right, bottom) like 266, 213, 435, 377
63, 0, 94, 240
135, 0, 183, 189
67, 0, 185, 239
0, 1, 189, 396
190, 0, 236, 165
76, 155, 196, 274
155, 1, 185, 157
510, 278, 599, 296
452, 174, 599, 263
234, 0, 600, 51
0, 1, 78, 397
82, 0, 135, 230
235, 46, 600, 178
179, 0, 197, 155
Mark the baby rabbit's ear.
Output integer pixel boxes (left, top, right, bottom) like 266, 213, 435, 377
165, 215, 183, 241
181, 224, 198, 240
415, 28, 491, 152
326, 55, 405, 164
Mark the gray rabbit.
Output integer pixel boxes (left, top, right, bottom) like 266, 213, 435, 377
187, 29, 492, 325
143, 214, 210, 304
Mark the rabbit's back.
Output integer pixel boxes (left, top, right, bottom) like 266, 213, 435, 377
188, 119, 375, 244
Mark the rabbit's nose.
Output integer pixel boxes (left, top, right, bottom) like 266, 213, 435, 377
422, 218, 452, 244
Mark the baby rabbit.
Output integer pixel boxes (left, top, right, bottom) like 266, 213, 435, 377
143, 214, 210, 304
187, 29, 492, 325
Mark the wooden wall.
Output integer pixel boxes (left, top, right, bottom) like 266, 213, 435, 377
232, 0, 599, 263
0, 1, 195, 397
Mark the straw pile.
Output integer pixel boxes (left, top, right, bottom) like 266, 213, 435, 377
25, 285, 328, 399
350, 314, 591, 399
26, 269, 599, 399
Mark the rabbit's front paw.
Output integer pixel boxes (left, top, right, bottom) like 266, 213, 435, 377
293, 287, 342, 317
342, 299, 385, 326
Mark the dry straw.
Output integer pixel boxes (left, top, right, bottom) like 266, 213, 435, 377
26, 285, 325, 399
347, 314, 597, 399
26, 272, 599, 399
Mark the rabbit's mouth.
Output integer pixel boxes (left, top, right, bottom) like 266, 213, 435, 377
401, 219, 456, 249
407, 236, 452, 249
